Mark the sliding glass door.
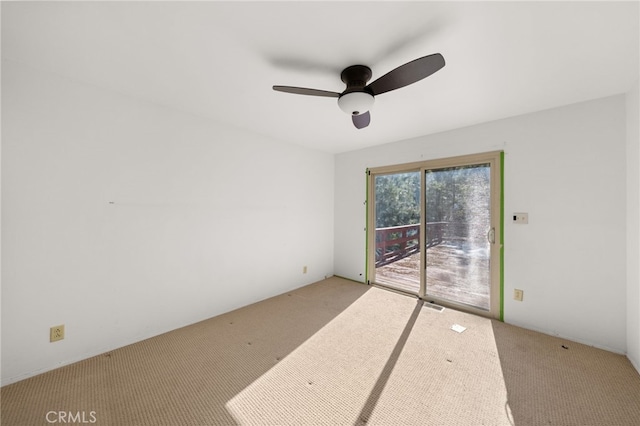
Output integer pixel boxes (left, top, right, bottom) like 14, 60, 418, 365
424, 164, 491, 310
373, 171, 422, 294
368, 152, 502, 318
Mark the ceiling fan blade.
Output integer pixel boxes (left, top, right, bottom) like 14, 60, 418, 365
352, 111, 371, 129
273, 85, 340, 98
366, 53, 445, 96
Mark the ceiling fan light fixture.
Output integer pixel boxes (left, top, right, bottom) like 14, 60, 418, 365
338, 91, 374, 115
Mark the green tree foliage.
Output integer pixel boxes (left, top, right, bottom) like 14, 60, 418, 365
375, 172, 420, 228
375, 165, 490, 231
425, 165, 490, 243
425, 165, 489, 221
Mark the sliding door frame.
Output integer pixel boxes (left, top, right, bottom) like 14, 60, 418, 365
367, 151, 503, 319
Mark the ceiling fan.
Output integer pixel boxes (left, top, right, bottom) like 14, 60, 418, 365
273, 53, 445, 129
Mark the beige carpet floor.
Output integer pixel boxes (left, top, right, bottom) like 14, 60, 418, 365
2, 277, 640, 425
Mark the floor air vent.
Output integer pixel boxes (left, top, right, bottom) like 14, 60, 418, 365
423, 301, 445, 312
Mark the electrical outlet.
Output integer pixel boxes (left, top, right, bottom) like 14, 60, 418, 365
50, 325, 65, 342
513, 289, 524, 302
303, 266, 308, 274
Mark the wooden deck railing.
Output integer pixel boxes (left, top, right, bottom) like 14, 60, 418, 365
375, 222, 447, 267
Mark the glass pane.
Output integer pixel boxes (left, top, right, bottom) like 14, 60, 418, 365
425, 164, 491, 310
374, 171, 421, 294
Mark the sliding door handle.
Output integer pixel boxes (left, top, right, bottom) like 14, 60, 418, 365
487, 228, 496, 244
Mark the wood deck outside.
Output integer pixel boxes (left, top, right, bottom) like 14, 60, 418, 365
375, 244, 490, 310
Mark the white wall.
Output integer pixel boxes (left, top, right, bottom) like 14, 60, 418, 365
627, 81, 640, 372
335, 95, 628, 353
1, 60, 335, 385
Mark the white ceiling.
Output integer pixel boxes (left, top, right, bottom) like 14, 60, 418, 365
2, 1, 639, 154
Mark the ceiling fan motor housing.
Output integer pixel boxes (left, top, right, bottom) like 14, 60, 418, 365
338, 65, 375, 115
